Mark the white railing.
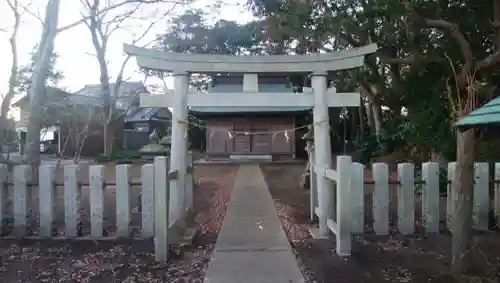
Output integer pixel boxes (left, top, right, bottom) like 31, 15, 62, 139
310, 156, 498, 257
328, 156, 352, 256
312, 156, 352, 256
0, 153, 194, 262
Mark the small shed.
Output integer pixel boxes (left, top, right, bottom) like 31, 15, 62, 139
123, 107, 171, 151
455, 96, 500, 127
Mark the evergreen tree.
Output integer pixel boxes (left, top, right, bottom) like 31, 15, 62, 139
16, 44, 64, 97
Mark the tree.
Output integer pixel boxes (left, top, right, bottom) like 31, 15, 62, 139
248, 0, 500, 277
148, 9, 268, 149
80, 0, 188, 154
159, 9, 265, 55
11, 44, 63, 155
25, 0, 61, 167
6, 0, 185, 166
17, 44, 64, 95
403, 0, 500, 276
152, 9, 266, 90
0, 0, 22, 158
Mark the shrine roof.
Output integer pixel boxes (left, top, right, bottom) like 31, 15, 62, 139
190, 81, 301, 113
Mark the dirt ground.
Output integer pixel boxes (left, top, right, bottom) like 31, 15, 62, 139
260, 163, 500, 283
0, 164, 238, 282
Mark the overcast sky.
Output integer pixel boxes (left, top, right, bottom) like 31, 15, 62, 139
0, 0, 254, 119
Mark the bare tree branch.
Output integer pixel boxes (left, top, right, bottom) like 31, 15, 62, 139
16, 0, 42, 25
106, 2, 177, 127
57, 0, 187, 33
0, 0, 21, 160
402, 1, 500, 88
1, 0, 21, 120
79, 0, 183, 153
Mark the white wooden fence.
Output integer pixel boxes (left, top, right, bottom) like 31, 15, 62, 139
0, 153, 194, 262
309, 155, 500, 256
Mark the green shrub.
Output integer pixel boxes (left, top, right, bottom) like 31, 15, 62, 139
95, 150, 141, 163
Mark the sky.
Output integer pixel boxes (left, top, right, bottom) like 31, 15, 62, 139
0, 0, 254, 120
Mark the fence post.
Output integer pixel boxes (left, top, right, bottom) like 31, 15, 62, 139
495, 163, 500, 228
116, 164, 131, 237
473, 162, 489, 230
397, 163, 415, 235
336, 155, 352, 256
64, 165, 80, 237
422, 162, 439, 234
141, 164, 155, 237
89, 165, 105, 237
0, 164, 7, 236
186, 151, 194, 215
350, 162, 364, 233
447, 162, 456, 231
372, 163, 389, 235
13, 165, 29, 237
39, 165, 55, 237
154, 156, 170, 262
169, 169, 179, 226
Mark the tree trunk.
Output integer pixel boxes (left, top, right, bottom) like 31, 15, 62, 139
89, 25, 112, 155
95, 49, 111, 155
451, 128, 475, 277
1, 0, 19, 118
358, 98, 365, 134
102, 95, 112, 155
372, 103, 382, 137
0, 29, 19, 121
1, 0, 20, 159
366, 101, 374, 132
360, 84, 382, 137
25, 0, 60, 167
98, 62, 111, 155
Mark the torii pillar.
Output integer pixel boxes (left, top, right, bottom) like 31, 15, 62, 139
311, 72, 334, 238
170, 72, 189, 228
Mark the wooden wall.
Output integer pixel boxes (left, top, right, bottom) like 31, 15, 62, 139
204, 116, 295, 159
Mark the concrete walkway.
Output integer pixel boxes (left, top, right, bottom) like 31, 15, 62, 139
204, 165, 305, 283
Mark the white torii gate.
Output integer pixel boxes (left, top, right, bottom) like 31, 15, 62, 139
124, 43, 377, 244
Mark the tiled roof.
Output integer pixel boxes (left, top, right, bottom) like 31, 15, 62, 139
455, 96, 500, 127
124, 107, 171, 122
75, 81, 146, 97
13, 87, 72, 107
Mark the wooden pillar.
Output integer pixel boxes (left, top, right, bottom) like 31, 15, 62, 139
311, 72, 334, 237
170, 72, 189, 227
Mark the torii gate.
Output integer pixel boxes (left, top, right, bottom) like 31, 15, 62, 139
124, 43, 377, 241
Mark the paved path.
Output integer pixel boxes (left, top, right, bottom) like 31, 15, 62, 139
204, 165, 305, 283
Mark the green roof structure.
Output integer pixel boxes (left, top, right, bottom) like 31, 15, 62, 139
455, 96, 500, 127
